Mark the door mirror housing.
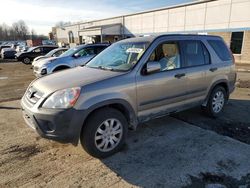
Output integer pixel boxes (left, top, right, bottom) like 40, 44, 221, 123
73, 53, 80, 58
146, 61, 161, 74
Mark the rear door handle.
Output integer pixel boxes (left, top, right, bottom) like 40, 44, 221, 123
209, 67, 218, 72
174, 73, 186, 79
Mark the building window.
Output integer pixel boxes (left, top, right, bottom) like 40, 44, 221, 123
68, 31, 74, 43
230, 32, 244, 54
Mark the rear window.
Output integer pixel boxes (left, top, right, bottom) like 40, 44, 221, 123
207, 40, 232, 61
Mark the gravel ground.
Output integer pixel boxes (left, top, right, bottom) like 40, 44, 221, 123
0, 60, 35, 102
0, 61, 250, 187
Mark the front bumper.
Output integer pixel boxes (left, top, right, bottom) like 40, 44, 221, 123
33, 69, 43, 77
21, 97, 86, 145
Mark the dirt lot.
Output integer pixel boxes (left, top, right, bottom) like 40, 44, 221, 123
0, 61, 250, 187
0, 60, 35, 102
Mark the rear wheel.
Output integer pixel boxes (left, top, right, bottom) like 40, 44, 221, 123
204, 86, 227, 117
80, 108, 128, 158
22, 57, 31, 64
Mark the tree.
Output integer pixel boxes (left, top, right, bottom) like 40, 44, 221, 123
12, 20, 29, 40
0, 20, 50, 41
55, 21, 71, 27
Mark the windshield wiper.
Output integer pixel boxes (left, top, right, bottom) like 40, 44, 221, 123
87, 65, 127, 72
98, 66, 113, 70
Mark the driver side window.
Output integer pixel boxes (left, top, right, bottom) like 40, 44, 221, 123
77, 48, 95, 57
148, 41, 180, 72
33, 48, 41, 53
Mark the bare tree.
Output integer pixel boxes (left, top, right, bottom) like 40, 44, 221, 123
0, 20, 30, 41
0, 20, 49, 41
55, 21, 71, 27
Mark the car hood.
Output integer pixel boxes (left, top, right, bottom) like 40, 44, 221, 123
32, 66, 124, 94
34, 55, 45, 61
34, 57, 59, 67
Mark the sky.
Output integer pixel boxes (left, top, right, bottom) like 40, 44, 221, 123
0, 0, 196, 35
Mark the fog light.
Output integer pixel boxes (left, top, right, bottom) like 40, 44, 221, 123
41, 68, 47, 75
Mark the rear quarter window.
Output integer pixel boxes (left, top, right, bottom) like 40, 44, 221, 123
207, 40, 232, 61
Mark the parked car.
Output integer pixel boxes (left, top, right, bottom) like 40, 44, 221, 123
33, 44, 109, 77
15, 45, 58, 64
21, 34, 236, 158
32, 47, 68, 67
0, 45, 11, 58
16, 45, 29, 53
1, 48, 17, 59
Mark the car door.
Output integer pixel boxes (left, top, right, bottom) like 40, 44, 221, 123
179, 40, 210, 105
136, 40, 188, 122
32, 47, 42, 59
73, 47, 95, 66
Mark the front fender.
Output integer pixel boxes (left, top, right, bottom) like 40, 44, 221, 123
75, 93, 138, 128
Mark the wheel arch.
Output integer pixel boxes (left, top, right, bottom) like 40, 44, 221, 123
76, 99, 138, 144
203, 79, 229, 106
52, 65, 70, 72
83, 99, 137, 128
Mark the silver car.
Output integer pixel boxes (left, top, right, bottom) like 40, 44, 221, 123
21, 34, 236, 158
32, 47, 68, 66
33, 44, 109, 77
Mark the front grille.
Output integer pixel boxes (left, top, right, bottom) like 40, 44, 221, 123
25, 87, 43, 105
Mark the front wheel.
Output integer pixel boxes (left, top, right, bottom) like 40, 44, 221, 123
203, 86, 227, 117
22, 57, 31, 64
80, 108, 128, 158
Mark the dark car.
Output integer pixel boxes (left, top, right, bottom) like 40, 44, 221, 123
0, 45, 11, 58
1, 48, 17, 59
15, 45, 58, 64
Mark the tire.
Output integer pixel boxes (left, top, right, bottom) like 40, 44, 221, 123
22, 57, 31, 64
81, 108, 128, 158
204, 86, 227, 118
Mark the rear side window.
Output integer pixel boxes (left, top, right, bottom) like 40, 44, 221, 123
180, 41, 210, 67
34, 48, 42, 53
43, 47, 54, 53
207, 40, 232, 61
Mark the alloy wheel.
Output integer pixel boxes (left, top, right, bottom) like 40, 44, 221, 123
94, 118, 123, 152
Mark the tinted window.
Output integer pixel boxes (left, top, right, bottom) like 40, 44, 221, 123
95, 46, 106, 54
230, 32, 244, 54
208, 40, 232, 61
77, 47, 95, 57
54, 49, 65, 57
33, 48, 41, 53
43, 47, 55, 53
181, 41, 209, 67
148, 41, 181, 71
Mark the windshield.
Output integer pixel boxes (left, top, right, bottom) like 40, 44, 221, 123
60, 47, 79, 57
87, 41, 149, 71
45, 48, 58, 57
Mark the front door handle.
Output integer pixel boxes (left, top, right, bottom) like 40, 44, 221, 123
174, 73, 186, 79
209, 67, 218, 72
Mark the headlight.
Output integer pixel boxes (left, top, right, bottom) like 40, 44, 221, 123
42, 87, 81, 109
41, 68, 47, 75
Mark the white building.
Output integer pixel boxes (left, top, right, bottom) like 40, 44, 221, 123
55, 0, 250, 64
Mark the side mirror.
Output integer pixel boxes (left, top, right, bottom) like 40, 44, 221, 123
146, 61, 161, 74
73, 53, 80, 58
